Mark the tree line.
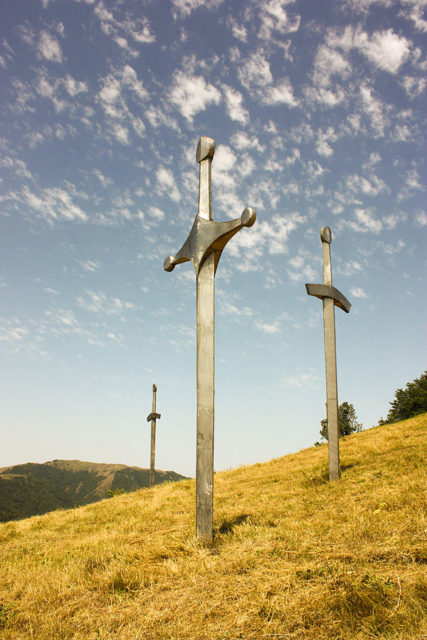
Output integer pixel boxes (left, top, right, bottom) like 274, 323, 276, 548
317, 370, 427, 442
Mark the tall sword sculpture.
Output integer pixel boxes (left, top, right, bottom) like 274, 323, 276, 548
164, 136, 256, 540
305, 227, 351, 481
146, 383, 161, 487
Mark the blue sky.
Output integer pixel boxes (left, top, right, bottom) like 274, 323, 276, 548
1, 0, 425, 477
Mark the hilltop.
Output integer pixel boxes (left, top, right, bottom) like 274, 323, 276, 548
0, 415, 426, 639
0, 459, 187, 522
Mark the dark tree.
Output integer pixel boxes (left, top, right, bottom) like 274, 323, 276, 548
320, 401, 363, 441
383, 370, 427, 423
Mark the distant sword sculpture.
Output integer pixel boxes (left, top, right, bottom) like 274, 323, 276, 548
146, 383, 161, 487
164, 136, 256, 540
305, 227, 351, 481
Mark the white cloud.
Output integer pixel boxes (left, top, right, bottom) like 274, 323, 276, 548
38, 31, 62, 63
346, 172, 388, 196
149, 206, 165, 221
145, 105, 179, 130
350, 208, 383, 233
64, 75, 88, 96
312, 45, 351, 87
305, 85, 346, 107
77, 290, 136, 315
262, 78, 299, 107
122, 65, 148, 100
382, 211, 408, 229
327, 26, 411, 74
171, 0, 224, 19
22, 184, 88, 223
400, 0, 427, 33
350, 287, 367, 298
360, 84, 388, 136
401, 75, 426, 98
230, 131, 264, 153
79, 260, 100, 272
0, 323, 28, 343
256, 320, 280, 334
110, 122, 130, 144
94, 2, 155, 45
316, 127, 338, 157
338, 261, 363, 277
283, 371, 320, 390
414, 210, 427, 226
258, 0, 300, 40
156, 167, 181, 202
238, 50, 273, 90
287, 250, 317, 282
94, 169, 112, 188
229, 212, 306, 260
222, 85, 248, 124
227, 16, 247, 42
170, 71, 221, 121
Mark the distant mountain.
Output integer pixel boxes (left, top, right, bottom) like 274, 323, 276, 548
0, 459, 187, 522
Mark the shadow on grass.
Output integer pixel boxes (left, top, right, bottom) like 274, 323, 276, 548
217, 514, 251, 535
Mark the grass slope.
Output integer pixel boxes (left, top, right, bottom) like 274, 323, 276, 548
0, 415, 425, 639
0, 460, 186, 522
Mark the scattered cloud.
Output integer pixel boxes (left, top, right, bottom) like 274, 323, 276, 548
21, 184, 88, 223
171, 0, 224, 19
350, 287, 367, 298
258, 0, 301, 40
349, 208, 383, 233
414, 210, 427, 226
227, 15, 247, 42
156, 167, 181, 202
38, 31, 63, 63
76, 290, 136, 315
170, 71, 221, 121
283, 371, 320, 390
327, 25, 412, 74
262, 78, 299, 107
256, 320, 280, 334
222, 85, 249, 124
79, 260, 100, 272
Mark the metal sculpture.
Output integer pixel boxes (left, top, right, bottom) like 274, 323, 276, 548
164, 136, 256, 539
146, 383, 161, 487
305, 227, 351, 481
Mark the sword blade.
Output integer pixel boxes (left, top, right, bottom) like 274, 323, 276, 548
323, 297, 340, 480
150, 385, 157, 487
196, 252, 215, 539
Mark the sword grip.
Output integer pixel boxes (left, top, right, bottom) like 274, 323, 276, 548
197, 137, 215, 221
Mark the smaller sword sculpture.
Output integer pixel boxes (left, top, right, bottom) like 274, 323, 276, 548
164, 136, 256, 540
146, 383, 161, 487
306, 227, 351, 481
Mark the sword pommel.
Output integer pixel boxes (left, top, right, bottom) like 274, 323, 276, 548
241, 207, 256, 228
196, 136, 215, 163
153, 384, 157, 392
321, 226, 332, 244
164, 255, 176, 272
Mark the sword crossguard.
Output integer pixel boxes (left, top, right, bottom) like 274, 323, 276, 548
305, 226, 351, 313
147, 412, 161, 422
305, 283, 351, 313
164, 136, 256, 275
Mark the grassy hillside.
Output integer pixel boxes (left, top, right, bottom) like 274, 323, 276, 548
0, 460, 186, 522
0, 415, 425, 639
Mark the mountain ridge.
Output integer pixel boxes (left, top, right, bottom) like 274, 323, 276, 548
0, 459, 187, 522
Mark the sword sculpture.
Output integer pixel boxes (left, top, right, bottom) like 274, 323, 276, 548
146, 383, 161, 487
305, 227, 351, 481
164, 136, 256, 539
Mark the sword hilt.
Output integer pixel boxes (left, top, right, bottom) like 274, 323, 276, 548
321, 226, 332, 286
197, 137, 215, 221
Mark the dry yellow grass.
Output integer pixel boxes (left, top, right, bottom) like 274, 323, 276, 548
0, 414, 426, 639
